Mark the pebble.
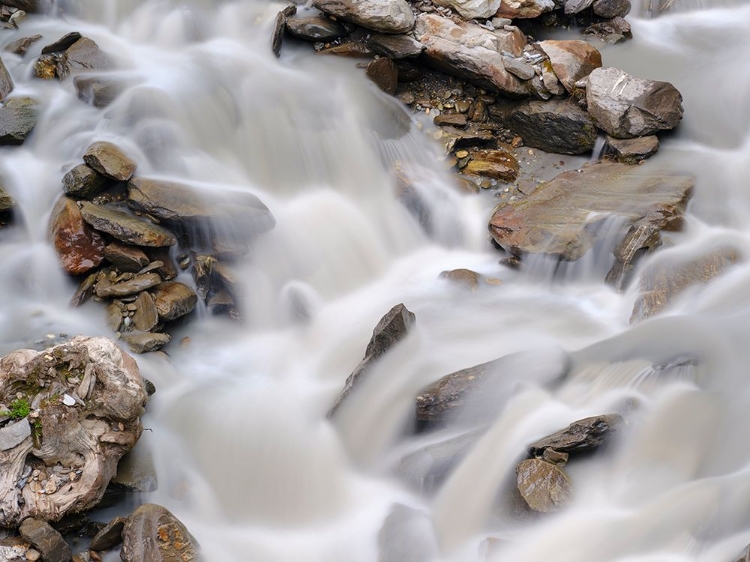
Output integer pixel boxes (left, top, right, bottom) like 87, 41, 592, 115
455, 150, 469, 158
25, 549, 40, 561
62, 394, 76, 407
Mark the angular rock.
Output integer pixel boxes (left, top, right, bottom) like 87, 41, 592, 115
366, 57, 398, 95
586, 67, 684, 139
89, 516, 125, 552
112, 444, 158, 492
0, 418, 30, 451
538, 40, 602, 93
328, 303, 416, 417
602, 135, 659, 164
489, 163, 694, 280
0, 58, 13, 103
131, 291, 159, 331
4, 34, 42, 56
103, 241, 150, 272
501, 56, 535, 80
49, 197, 106, 275
120, 331, 170, 354
272, 4, 296, 57
434, 113, 468, 128
0, 337, 147, 526
496, 0, 556, 18
433, 0, 500, 20
592, 0, 630, 17
95, 273, 162, 298
490, 98, 597, 155
19, 519, 71, 562
583, 16, 632, 44
564, 0, 594, 13
285, 16, 347, 42
631, 247, 739, 322
151, 282, 198, 322
368, 34, 424, 59
0, 186, 13, 212
120, 504, 200, 562
313, 0, 415, 33
83, 141, 136, 181
41, 32, 82, 54
66, 37, 114, 71
414, 14, 527, 97
464, 148, 519, 181
74, 76, 129, 108
106, 302, 122, 331
79, 202, 177, 247
62, 164, 108, 199
0, 97, 38, 145
516, 459, 571, 512
528, 414, 623, 457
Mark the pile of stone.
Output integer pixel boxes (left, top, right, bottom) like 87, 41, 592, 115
50, 141, 276, 353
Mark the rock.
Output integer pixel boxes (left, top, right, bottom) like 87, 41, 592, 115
328, 303, 416, 417
366, 57, 398, 95
74, 76, 129, 108
490, 98, 597, 155
95, 273, 162, 298
285, 16, 347, 41
583, 16, 632, 43
464, 148, 519, 181
501, 56, 535, 80
439, 269, 481, 291
542, 448, 569, 465
120, 504, 200, 562
320, 41, 374, 58
272, 4, 296, 57
488, 163, 693, 281
119, 332, 170, 354
538, 40, 602, 93
592, 0, 630, 17
434, 113, 468, 128
131, 291, 158, 331
4, 34, 42, 56
631, 247, 740, 322
564, 0, 593, 13
89, 516, 125, 552
585, 67, 684, 139
414, 14, 527, 97
106, 302, 122, 331
41, 32, 82, 54
516, 459, 571, 512
433, 0, 500, 20
111, 445, 158, 492
602, 135, 659, 164
207, 289, 237, 317
496, 0, 556, 18
0, 337, 147, 526
79, 202, 177, 247
0, 97, 38, 145
313, 0, 414, 33
83, 141, 136, 181
61, 164, 108, 199
49, 197, 106, 275
0, 58, 13, 103
0, 418, 30, 451
18, 519, 71, 562
377, 504, 439, 562
65, 37, 114, 71
103, 242, 150, 272
0, 186, 13, 212
3, 0, 43, 11
528, 414, 623, 456
368, 34, 424, 59
151, 282, 198, 322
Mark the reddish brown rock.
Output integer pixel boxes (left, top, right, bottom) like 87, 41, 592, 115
366, 57, 398, 95
538, 40, 602, 93
464, 149, 518, 182
49, 197, 105, 275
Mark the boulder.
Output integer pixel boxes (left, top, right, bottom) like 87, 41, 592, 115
0, 97, 38, 145
131, 291, 159, 331
368, 34, 424, 59
585, 67, 684, 138
538, 40, 602, 93
602, 135, 659, 164
592, 0, 630, 17
4, 34, 42, 56
0, 58, 13, 102
528, 414, 623, 457
89, 516, 126, 552
49, 197, 106, 275
433, 0, 501, 20
285, 16, 347, 42
413, 14, 527, 97
631, 247, 740, 322
488, 163, 694, 282
151, 282, 198, 322
18, 519, 71, 562
79, 202, 177, 247
489, 98, 597, 154
516, 459, 571, 512
65, 37, 114, 71
119, 332, 170, 354
0, 337, 147, 526
103, 242, 150, 272
328, 303, 416, 417
62, 164, 108, 199
83, 141, 136, 181
366, 57, 399, 95
463, 148, 519, 181
564, 0, 594, 13
312, 0, 415, 33
120, 504, 200, 562
496, 0, 556, 18
95, 273, 162, 298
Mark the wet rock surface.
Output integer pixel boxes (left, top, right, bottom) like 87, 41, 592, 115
79, 202, 177, 248
151, 282, 198, 322
528, 414, 623, 457
0, 97, 38, 145
0, 57, 13, 102
89, 516, 125, 552
602, 135, 659, 164
49, 197, 106, 275
61, 164, 108, 200
313, 0, 415, 33
285, 16, 347, 42
538, 40, 602, 93
18, 518, 71, 562
516, 458, 572, 512
120, 503, 200, 562
83, 142, 136, 182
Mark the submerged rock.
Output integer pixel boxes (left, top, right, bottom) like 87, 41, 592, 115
328, 303, 416, 417
120, 331, 171, 354
120, 504, 200, 562
49, 197, 106, 275
378, 504, 440, 562
79, 202, 177, 247
516, 458, 572, 512
272, 4, 297, 57
313, 0, 415, 33
366, 57, 399, 95
0, 57, 13, 102
0, 97, 38, 145
41, 32, 82, 54
4, 34, 42, 56
83, 141, 136, 181
528, 414, 623, 457
74, 76, 129, 108
65, 37, 114, 71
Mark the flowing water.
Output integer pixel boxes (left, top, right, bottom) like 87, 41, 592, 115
1, 0, 749, 560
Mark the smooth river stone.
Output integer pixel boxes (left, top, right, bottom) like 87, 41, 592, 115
83, 141, 136, 181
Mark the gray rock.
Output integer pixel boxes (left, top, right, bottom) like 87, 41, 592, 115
586, 67, 684, 139
313, 0, 415, 33
366, 57, 398, 95
151, 282, 198, 322
0, 58, 13, 103
432, 0, 500, 20
121, 504, 200, 562
538, 40, 602, 93
496, 0, 556, 18
490, 98, 597, 155
285, 16, 347, 41
0, 186, 13, 212
0, 97, 37, 145
583, 16, 632, 43
328, 303, 416, 417
89, 516, 125, 552
103, 242, 150, 272
378, 505, 440, 562
62, 164, 108, 199
74, 76, 129, 108
501, 56, 535, 80
112, 445, 158, 492
79, 202, 177, 247
368, 34, 424, 59
272, 4, 296, 57
120, 331, 171, 354
0, 418, 30, 451
592, 0, 630, 17
95, 273, 162, 298
516, 459, 571, 512
83, 141, 136, 181
19, 519, 72, 562
564, 0, 594, 13
4, 34, 42, 56
528, 414, 623, 457
602, 135, 659, 164
41, 32, 82, 54
66, 37, 114, 71
131, 291, 158, 331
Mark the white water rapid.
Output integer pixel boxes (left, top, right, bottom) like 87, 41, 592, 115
1, 0, 749, 560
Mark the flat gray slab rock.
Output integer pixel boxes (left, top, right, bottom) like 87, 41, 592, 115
84, 141, 136, 181
313, 0, 414, 33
